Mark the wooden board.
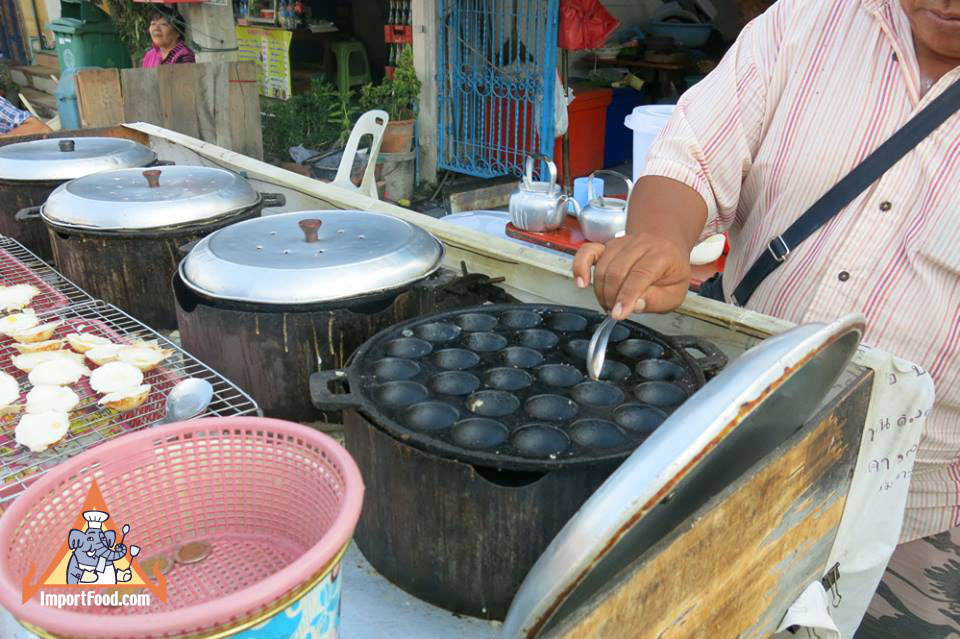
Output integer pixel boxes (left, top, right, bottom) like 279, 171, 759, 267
506, 217, 586, 255
75, 68, 123, 128
71, 63, 262, 159
549, 368, 873, 639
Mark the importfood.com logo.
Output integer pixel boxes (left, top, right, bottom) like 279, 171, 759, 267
20, 479, 167, 606
39, 589, 152, 609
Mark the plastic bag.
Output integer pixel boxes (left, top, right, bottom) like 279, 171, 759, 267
559, 0, 621, 50
555, 73, 574, 138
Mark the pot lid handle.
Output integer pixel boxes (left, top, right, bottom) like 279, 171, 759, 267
58, 139, 75, 153
298, 218, 323, 243
142, 169, 162, 188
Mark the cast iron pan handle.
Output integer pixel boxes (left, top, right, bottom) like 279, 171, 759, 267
14, 205, 42, 222
672, 335, 728, 376
309, 370, 359, 410
259, 192, 287, 209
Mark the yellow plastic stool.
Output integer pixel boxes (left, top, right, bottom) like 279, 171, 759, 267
330, 40, 372, 94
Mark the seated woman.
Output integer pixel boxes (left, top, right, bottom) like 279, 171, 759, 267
142, 6, 196, 68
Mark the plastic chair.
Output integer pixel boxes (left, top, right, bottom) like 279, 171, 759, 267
332, 109, 389, 199
330, 40, 372, 95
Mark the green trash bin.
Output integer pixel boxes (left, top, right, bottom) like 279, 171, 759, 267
47, 0, 131, 71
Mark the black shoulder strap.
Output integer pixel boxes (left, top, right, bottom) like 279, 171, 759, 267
731, 77, 960, 307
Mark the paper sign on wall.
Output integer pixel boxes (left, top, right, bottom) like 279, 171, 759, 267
235, 26, 292, 99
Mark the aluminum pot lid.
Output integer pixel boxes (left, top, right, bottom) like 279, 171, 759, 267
180, 210, 445, 305
0, 137, 157, 181
41, 166, 261, 231
502, 313, 865, 639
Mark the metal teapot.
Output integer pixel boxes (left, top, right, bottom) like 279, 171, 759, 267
509, 156, 578, 232
577, 170, 634, 243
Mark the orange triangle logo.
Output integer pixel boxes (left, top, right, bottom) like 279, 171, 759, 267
21, 479, 167, 604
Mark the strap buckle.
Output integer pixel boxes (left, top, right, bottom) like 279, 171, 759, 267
767, 235, 791, 263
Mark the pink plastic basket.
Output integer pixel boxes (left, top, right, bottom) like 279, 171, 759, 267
0, 417, 364, 638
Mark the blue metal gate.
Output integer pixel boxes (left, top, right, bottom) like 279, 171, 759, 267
437, 0, 559, 178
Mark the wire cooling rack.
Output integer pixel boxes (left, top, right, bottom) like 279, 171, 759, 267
0, 236, 94, 309
0, 300, 261, 504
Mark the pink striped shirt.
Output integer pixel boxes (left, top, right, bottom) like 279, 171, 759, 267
643, 0, 960, 541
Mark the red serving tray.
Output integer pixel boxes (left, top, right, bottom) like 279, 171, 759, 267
505, 219, 727, 288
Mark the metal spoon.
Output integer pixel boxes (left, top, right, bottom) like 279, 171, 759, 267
156, 378, 214, 424
586, 315, 618, 381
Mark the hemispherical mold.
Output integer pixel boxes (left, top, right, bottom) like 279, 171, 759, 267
512, 424, 571, 458
616, 339, 665, 360
414, 322, 462, 343
547, 312, 589, 333
432, 348, 481, 371
456, 313, 498, 332
590, 323, 630, 344
484, 367, 533, 391
462, 331, 508, 353
500, 346, 544, 369
614, 403, 668, 434
403, 401, 459, 431
373, 381, 429, 408
570, 419, 627, 449
634, 381, 687, 409
536, 364, 583, 388
466, 390, 520, 418
518, 329, 560, 351
571, 381, 625, 406
430, 371, 481, 396
564, 339, 590, 359
370, 358, 420, 381
525, 394, 579, 422
451, 418, 509, 449
598, 360, 632, 383
500, 309, 543, 329
384, 337, 433, 360
636, 359, 686, 382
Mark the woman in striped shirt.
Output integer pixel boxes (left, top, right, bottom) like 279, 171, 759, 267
574, 0, 960, 636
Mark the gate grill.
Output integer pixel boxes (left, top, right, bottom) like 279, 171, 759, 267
437, 0, 559, 177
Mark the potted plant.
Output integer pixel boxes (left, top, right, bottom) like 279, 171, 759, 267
359, 45, 420, 153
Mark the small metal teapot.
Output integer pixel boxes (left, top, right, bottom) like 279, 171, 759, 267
577, 170, 634, 243
509, 156, 578, 232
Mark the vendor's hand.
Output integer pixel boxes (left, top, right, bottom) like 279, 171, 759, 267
572, 233, 692, 319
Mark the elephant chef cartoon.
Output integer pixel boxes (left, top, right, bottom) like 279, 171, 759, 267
66, 511, 133, 585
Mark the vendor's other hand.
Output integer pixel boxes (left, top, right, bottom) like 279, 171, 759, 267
572, 233, 691, 319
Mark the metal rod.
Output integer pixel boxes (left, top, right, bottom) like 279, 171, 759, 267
561, 48, 571, 192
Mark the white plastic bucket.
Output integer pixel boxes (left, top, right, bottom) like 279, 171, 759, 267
624, 105, 676, 181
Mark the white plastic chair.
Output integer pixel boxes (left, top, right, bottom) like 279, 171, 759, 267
332, 109, 389, 199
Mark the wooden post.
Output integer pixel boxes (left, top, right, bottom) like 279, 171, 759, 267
181, 3, 239, 64
412, 0, 438, 184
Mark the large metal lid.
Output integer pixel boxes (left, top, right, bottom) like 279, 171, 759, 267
180, 210, 445, 305
0, 137, 157, 181
41, 166, 261, 231
502, 313, 864, 639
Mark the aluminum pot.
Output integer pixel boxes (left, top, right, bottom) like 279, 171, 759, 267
174, 210, 454, 423
0, 136, 157, 261
39, 166, 286, 330
577, 170, 634, 243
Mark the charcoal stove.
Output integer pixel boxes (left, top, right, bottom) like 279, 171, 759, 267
311, 303, 727, 618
